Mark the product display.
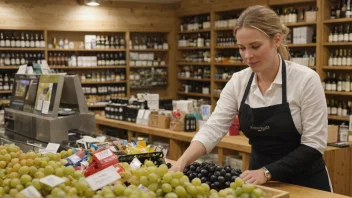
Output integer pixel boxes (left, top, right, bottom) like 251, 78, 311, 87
0, 52, 45, 66
0, 31, 45, 48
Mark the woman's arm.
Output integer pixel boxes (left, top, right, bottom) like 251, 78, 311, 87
265, 71, 328, 181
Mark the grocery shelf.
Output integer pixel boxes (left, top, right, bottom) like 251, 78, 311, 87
323, 42, 352, 46
214, 79, 229, 83
177, 91, 211, 97
328, 115, 349, 121
177, 62, 211, 66
0, 90, 12, 94
322, 66, 352, 70
324, 91, 352, 96
178, 47, 210, 50
47, 48, 126, 52
324, 18, 352, 24
0, 66, 19, 69
284, 21, 316, 27
81, 81, 127, 85
50, 66, 127, 69
0, 48, 45, 51
129, 49, 168, 52
287, 43, 316, 47
177, 29, 211, 34
177, 77, 211, 82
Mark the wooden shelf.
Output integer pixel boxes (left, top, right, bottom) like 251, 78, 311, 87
284, 21, 316, 27
177, 29, 211, 34
328, 115, 350, 121
177, 62, 211, 66
0, 66, 19, 69
325, 91, 352, 96
214, 62, 247, 66
81, 81, 127, 85
323, 42, 352, 46
0, 48, 45, 51
214, 79, 229, 83
214, 27, 234, 31
287, 43, 316, 47
47, 48, 126, 52
177, 77, 211, 82
0, 90, 12, 94
215, 46, 238, 49
178, 47, 210, 50
88, 104, 106, 108
50, 66, 127, 69
129, 49, 168, 52
213, 94, 220, 98
324, 18, 352, 24
130, 66, 168, 69
322, 66, 352, 70
177, 91, 211, 97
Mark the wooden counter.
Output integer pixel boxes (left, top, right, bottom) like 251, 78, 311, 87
95, 117, 352, 197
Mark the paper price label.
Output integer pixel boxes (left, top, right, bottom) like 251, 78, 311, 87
94, 149, 113, 161
68, 154, 81, 164
130, 157, 142, 170
86, 166, 121, 191
20, 186, 42, 198
45, 143, 60, 154
39, 175, 65, 188
138, 184, 150, 193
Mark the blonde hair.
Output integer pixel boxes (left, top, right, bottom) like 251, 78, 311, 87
234, 5, 290, 60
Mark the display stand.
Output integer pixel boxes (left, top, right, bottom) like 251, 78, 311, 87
4, 74, 95, 151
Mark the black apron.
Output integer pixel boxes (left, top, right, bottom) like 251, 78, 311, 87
238, 59, 331, 192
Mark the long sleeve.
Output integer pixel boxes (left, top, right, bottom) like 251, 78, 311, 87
265, 72, 328, 181
192, 75, 239, 153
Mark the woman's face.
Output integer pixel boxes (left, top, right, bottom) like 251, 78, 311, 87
236, 27, 280, 73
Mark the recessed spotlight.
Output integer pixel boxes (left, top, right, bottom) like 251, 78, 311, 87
85, 0, 102, 6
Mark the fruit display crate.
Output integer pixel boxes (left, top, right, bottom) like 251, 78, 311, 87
258, 185, 289, 198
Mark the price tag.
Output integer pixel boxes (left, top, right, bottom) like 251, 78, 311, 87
20, 186, 42, 198
39, 175, 65, 188
17, 65, 27, 74
130, 157, 142, 170
86, 166, 121, 191
138, 184, 150, 193
45, 143, 60, 154
94, 149, 113, 161
68, 154, 81, 164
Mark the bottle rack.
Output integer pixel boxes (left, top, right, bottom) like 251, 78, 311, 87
0, 29, 172, 109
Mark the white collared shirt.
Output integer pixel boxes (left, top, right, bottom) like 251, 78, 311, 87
193, 57, 328, 154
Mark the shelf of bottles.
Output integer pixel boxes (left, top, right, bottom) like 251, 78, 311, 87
177, 14, 212, 101
129, 32, 169, 91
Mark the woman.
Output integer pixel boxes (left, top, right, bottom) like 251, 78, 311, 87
171, 5, 332, 192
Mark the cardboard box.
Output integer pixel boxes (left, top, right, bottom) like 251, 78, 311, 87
148, 111, 158, 128
328, 125, 338, 143
305, 11, 317, 22
157, 114, 170, 129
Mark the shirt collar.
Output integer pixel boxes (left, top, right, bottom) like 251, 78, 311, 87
251, 54, 283, 88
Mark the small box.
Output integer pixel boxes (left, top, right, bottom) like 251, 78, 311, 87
300, 26, 313, 44
328, 125, 338, 143
84, 35, 96, 50
157, 114, 170, 129
305, 11, 317, 22
148, 111, 159, 128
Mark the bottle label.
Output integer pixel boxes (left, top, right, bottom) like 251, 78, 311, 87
331, 107, 337, 115
327, 107, 331, 115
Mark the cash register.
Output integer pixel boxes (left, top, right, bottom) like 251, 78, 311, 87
3, 74, 95, 151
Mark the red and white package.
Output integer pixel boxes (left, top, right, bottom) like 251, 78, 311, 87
93, 148, 119, 170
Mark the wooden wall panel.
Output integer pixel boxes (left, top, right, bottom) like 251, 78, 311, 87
0, 0, 176, 32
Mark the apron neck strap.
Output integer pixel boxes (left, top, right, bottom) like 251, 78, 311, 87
241, 57, 287, 105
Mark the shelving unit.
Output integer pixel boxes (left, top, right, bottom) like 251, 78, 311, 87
0, 29, 173, 110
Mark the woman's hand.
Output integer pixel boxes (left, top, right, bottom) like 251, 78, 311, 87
169, 159, 186, 172
240, 169, 268, 185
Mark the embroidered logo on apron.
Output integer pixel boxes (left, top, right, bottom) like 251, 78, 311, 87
250, 126, 270, 131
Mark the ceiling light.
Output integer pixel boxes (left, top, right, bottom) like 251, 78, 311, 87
85, 0, 102, 6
